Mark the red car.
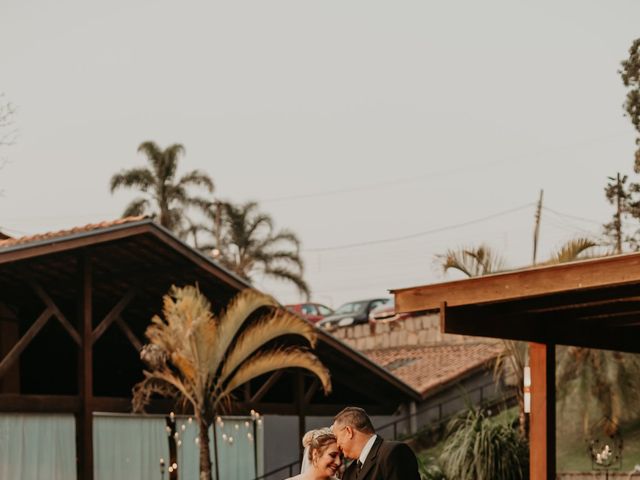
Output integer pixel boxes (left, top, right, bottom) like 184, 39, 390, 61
285, 303, 334, 324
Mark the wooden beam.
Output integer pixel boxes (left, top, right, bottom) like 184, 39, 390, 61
303, 378, 320, 405
529, 343, 555, 480
0, 304, 20, 392
250, 371, 284, 404
0, 394, 80, 412
394, 252, 640, 313
114, 316, 143, 352
93, 396, 178, 414
31, 282, 81, 346
92, 289, 136, 344
0, 306, 53, 379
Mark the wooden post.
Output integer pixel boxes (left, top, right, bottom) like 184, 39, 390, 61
0, 303, 20, 393
296, 371, 306, 460
77, 255, 93, 480
529, 342, 556, 480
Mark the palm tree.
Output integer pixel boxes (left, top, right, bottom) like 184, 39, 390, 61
132, 285, 331, 480
439, 407, 528, 480
110, 141, 213, 233
197, 201, 311, 299
435, 238, 598, 437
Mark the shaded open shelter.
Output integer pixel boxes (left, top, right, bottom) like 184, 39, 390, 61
0, 218, 418, 479
393, 253, 640, 480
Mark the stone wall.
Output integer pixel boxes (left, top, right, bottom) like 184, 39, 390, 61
327, 313, 493, 351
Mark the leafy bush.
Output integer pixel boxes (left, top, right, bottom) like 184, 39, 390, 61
439, 407, 528, 480
417, 454, 446, 480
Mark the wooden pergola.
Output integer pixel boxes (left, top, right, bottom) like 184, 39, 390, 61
393, 253, 640, 480
0, 218, 418, 479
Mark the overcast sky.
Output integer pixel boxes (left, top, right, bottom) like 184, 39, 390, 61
1, 0, 639, 307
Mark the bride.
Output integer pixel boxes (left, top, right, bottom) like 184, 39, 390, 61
285, 428, 343, 480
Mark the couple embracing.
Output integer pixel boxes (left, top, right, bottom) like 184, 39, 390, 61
285, 406, 420, 480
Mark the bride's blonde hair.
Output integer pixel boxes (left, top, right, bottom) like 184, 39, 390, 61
302, 427, 336, 462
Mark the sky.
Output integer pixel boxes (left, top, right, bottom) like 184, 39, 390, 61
1, 0, 639, 308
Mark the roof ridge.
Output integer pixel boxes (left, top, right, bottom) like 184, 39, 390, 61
0, 216, 148, 249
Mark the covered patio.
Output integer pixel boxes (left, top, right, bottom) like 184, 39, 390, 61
0, 218, 418, 479
393, 253, 640, 480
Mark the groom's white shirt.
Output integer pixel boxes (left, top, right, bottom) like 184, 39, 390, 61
358, 434, 378, 466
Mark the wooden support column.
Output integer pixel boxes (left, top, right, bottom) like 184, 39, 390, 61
529, 342, 556, 480
0, 304, 20, 393
77, 255, 93, 480
296, 371, 306, 460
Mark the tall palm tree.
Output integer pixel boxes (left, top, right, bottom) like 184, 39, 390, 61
110, 141, 213, 233
197, 201, 311, 299
435, 238, 598, 436
132, 285, 331, 480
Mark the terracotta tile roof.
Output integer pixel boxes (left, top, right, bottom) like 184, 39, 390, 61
0, 216, 147, 249
363, 342, 504, 396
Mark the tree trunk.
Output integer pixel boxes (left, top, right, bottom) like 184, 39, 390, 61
198, 416, 213, 480
517, 394, 529, 438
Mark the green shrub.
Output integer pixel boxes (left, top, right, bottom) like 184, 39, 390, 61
439, 407, 528, 480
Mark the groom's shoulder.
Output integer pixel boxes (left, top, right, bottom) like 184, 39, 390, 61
378, 439, 416, 458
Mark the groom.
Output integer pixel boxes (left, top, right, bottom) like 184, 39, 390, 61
331, 406, 420, 480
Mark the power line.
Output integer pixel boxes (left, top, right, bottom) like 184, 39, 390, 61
304, 202, 535, 252
261, 131, 628, 203
542, 206, 603, 226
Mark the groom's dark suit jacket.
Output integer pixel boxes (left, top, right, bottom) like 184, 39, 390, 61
342, 436, 420, 480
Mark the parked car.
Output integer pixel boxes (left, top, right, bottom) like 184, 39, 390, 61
368, 297, 410, 324
317, 298, 390, 329
285, 303, 334, 324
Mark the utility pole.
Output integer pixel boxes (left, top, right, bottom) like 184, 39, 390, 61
615, 173, 623, 254
532, 189, 544, 265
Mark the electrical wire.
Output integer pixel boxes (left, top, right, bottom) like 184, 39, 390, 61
304, 202, 535, 252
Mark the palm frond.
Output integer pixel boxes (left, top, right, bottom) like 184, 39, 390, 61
545, 237, 599, 265
437, 245, 506, 278
110, 168, 155, 193
122, 197, 151, 217
263, 266, 311, 299
216, 347, 331, 405
257, 229, 301, 251
219, 309, 317, 381
210, 289, 279, 375
178, 170, 214, 192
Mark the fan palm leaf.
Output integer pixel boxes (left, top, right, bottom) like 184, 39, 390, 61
544, 237, 598, 265
219, 310, 317, 381
216, 347, 331, 405
132, 285, 331, 480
